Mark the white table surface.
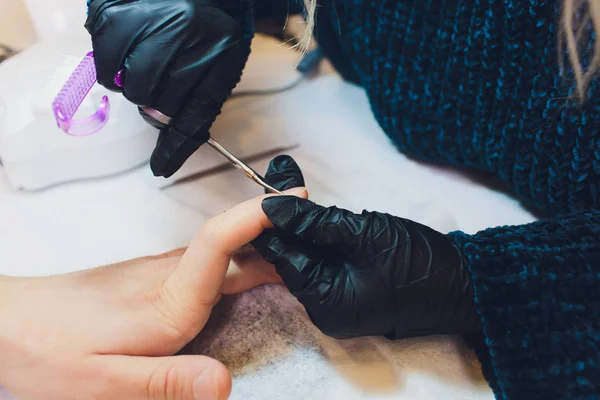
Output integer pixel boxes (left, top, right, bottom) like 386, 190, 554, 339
0, 30, 536, 400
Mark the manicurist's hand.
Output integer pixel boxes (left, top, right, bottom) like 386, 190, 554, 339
85, 0, 253, 177
0, 184, 306, 400
249, 157, 482, 340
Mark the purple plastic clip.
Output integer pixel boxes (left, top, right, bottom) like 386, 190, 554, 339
52, 51, 109, 136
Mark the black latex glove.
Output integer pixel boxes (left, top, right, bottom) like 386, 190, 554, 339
85, 0, 253, 177
261, 155, 306, 192
253, 157, 481, 340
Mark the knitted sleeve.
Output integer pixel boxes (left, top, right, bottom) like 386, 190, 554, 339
313, 0, 600, 217
449, 210, 600, 400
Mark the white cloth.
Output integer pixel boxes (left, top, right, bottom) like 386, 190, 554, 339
0, 28, 536, 400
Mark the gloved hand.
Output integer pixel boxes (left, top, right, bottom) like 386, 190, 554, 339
252, 159, 482, 340
85, 0, 253, 177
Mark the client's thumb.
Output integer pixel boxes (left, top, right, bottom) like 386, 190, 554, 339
101, 354, 231, 400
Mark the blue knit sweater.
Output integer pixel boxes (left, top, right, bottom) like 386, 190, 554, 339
87, 0, 600, 398
301, 1, 600, 399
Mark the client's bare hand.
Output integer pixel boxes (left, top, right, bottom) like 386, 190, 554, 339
222, 155, 309, 295
0, 187, 304, 400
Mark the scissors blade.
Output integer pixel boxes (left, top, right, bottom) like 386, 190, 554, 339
138, 107, 284, 194
206, 138, 284, 195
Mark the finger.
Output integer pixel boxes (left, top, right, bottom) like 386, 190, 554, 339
263, 155, 306, 193
122, 2, 228, 109
98, 354, 231, 400
151, 11, 242, 118
121, 35, 186, 106
150, 33, 249, 178
150, 111, 211, 178
252, 233, 333, 294
221, 254, 282, 295
251, 233, 346, 336
260, 197, 373, 248
86, 1, 143, 91
163, 188, 308, 314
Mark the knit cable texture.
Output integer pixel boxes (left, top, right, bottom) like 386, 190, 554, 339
314, 0, 600, 216
451, 211, 600, 400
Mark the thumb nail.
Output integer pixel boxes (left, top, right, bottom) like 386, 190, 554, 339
194, 370, 218, 400
283, 187, 307, 196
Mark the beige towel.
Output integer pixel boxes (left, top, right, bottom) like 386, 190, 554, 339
185, 284, 493, 400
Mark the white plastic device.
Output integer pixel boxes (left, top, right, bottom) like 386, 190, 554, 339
0, 34, 158, 191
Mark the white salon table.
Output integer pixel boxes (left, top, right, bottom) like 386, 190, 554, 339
0, 33, 535, 400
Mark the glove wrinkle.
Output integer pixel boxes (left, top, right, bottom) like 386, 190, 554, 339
263, 155, 306, 190
258, 196, 481, 340
253, 155, 481, 340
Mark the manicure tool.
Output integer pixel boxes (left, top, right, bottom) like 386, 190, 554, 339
51, 51, 283, 194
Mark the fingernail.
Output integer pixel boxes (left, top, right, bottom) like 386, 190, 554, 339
284, 187, 307, 196
194, 370, 218, 400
